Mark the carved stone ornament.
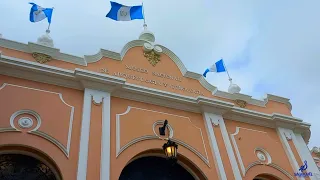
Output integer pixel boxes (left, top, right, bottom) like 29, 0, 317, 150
257, 152, 266, 161
234, 99, 247, 108
143, 42, 162, 67
210, 117, 219, 126
284, 131, 292, 141
32, 52, 52, 64
18, 117, 33, 128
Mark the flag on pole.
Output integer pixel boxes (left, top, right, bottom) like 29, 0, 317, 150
106, 1, 144, 21
203, 59, 226, 77
29, 3, 53, 24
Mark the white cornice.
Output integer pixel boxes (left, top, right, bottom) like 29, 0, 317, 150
0, 53, 311, 143
0, 38, 293, 109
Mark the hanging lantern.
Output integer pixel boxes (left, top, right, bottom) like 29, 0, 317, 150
163, 140, 178, 160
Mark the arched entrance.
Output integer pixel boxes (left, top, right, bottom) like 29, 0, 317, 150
119, 156, 195, 180
0, 154, 58, 180
253, 174, 281, 180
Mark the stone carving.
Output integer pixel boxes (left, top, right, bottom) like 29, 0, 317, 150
144, 50, 160, 66
143, 42, 162, 66
257, 152, 266, 161
32, 52, 52, 64
234, 99, 247, 108
18, 117, 33, 128
210, 117, 219, 126
284, 131, 292, 141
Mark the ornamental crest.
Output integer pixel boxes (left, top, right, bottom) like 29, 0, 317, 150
142, 42, 162, 67
32, 52, 52, 64
234, 99, 247, 108
144, 50, 160, 66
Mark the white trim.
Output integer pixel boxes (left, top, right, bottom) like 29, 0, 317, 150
230, 127, 246, 176
2, 83, 75, 158
100, 91, 111, 180
277, 128, 305, 180
115, 106, 210, 166
203, 112, 227, 180
77, 88, 92, 180
0, 40, 292, 110
0, 54, 311, 142
293, 133, 320, 179
219, 118, 242, 180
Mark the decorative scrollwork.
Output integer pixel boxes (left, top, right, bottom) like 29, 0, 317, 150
32, 52, 52, 64
144, 50, 161, 67
234, 99, 247, 108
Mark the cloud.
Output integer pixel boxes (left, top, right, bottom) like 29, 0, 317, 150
0, 0, 319, 148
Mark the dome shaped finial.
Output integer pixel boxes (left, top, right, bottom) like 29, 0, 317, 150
37, 30, 54, 47
0, 33, 2, 38
228, 78, 241, 94
139, 23, 155, 43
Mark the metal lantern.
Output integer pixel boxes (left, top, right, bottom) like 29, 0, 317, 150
163, 140, 178, 160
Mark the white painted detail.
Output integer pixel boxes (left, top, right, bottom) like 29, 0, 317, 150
293, 133, 320, 180
18, 117, 33, 128
100, 91, 111, 180
203, 112, 227, 180
277, 127, 305, 180
219, 118, 242, 180
77, 88, 93, 180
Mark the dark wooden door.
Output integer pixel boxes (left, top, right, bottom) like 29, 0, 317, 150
119, 156, 195, 180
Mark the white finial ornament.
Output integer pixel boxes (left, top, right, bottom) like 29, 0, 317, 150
37, 29, 54, 47
0, 33, 2, 38
228, 78, 241, 94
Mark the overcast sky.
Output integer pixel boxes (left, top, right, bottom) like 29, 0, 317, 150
1, 0, 319, 148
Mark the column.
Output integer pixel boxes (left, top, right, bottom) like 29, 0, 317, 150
203, 112, 227, 180
293, 133, 320, 179
77, 88, 111, 180
277, 127, 305, 180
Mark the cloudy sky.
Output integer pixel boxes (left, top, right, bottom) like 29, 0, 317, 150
1, 0, 319, 148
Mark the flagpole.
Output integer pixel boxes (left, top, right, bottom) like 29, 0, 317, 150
142, 1, 147, 29
221, 57, 232, 82
46, 7, 54, 33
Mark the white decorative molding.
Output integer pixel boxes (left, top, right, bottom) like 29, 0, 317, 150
77, 88, 93, 180
293, 133, 320, 180
9, 110, 41, 132
218, 117, 242, 180
245, 162, 294, 180
230, 127, 268, 176
203, 112, 227, 180
18, 117, 33, 128
77, 89, 111, 180
284, 131, 293, 141
100, 91, 111, 180
254, 147, 272, 164
0, 54, 311, 143
0, 37, 293, 110
1, 83, 75, 158
209, 117, 219, 126
152, 120, 174, 139
277, 128, 304, 180
116, 106, 210, 167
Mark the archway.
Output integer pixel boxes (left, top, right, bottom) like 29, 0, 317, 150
253, 174, 281, 180
0, 154, 59, 180
119, 156, 195, 180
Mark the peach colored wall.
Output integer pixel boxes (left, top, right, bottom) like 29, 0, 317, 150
225, 119, 295, 178
213, 125, 234, 179
86, 102, 103, 180
0, 46, 292, 115
288, 141, 311, 180
110, 97, 218, 179
0, 74, 83, 179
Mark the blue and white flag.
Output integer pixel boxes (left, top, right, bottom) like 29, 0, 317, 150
106, 1, 144, 21
29, 3, 53, 24
203, 59, 226, 77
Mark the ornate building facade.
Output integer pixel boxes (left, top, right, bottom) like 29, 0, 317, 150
0, 28, 319, 180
